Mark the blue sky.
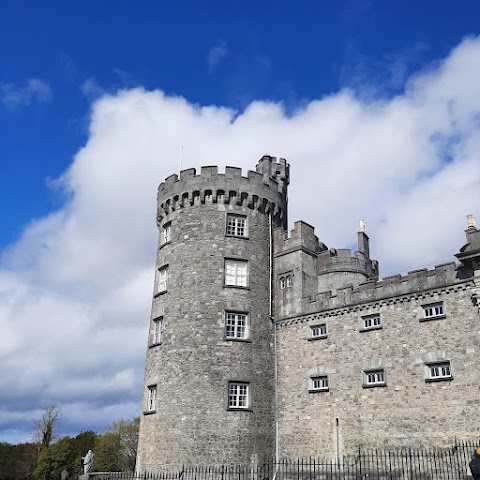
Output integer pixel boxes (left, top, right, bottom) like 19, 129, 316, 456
1, 1, 480, 443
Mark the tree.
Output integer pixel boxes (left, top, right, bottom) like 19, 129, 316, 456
33, 437, 76, 480
34, 406, 60, 449
94, 417, 139, 472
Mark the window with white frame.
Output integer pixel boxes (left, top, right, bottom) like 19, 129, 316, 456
151, 317, 163, 345
156, 266, 168, 293
363, 369, 386, 387
422, 302, 444, 320
147, 385, 157, 412
309, 375, 329, 392
362, 315, 381, 330
225, 312, 249, 340
280, 277, 286, 289
226, 214, 247, 237
310, 324, 327, 339
161, 222, 171, 244
224, 259, 248, 287
286, 275, 292, 288
426, 361, 452, 382
228, 382, 249, 409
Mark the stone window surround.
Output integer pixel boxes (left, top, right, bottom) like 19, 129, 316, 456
144, 384, 157, 414
160, 221, 171, 246
154, 265, 169, 296
309, 375, 329, 393
362, 368, 387, 388
227, 381, 252, 411
359, 314, 382, 332
225, 213, 248, 238
224, 258, 249, 288
149, 316, 164, 348
420, 301, 446, 322
425, 360, 453, 383
279, 272, 293, 290
224, 310, 250, 342
308, 323, 327, 340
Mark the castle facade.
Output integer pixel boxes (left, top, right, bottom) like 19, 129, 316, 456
136, 156, 480, 471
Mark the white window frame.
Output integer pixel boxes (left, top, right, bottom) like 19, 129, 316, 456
156, 266, 168, 294
280, 277, 286, 289
286, 275, 292, 288
426, 361, 452, 382
422, 302, 444, 320
363, 369, 386, 388
225, 312, 249, 340
161, 222, 171, 245
310, 324, 327, 340
151, 317, 163, 345
228, 382, 249, 409
309, 375, 329, 392
147, 385, 157, 412
224, 259, 248, 287
226, 214, 247, 237
361, 314, 382, 331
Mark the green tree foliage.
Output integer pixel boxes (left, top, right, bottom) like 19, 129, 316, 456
33, 437, 76, 480
0, 442, 39, 480
93, 417, 139, 472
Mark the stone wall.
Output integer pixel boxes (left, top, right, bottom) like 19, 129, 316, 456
136, 156, 288, 471
276, 280, 480, 458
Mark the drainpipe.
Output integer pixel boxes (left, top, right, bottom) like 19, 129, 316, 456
269, 213, 280, 478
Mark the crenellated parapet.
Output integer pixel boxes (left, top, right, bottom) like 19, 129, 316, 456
298, 261, 465, 315
274, 221, 327, 257
157, 155, 289, 229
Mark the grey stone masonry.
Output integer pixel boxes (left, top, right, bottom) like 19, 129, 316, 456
136, 156, 289, 471
136, 155, 480, 468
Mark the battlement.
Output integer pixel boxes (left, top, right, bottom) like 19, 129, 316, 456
301, 261, 462, 314
274, 221, 327, 256
156, 156, 290, 229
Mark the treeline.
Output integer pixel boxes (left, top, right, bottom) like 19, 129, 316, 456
0, 410, 139, 480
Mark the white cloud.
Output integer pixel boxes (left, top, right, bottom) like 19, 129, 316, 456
1, 36, 480, 442
0, 78, 52, 108
207, 40, 228, 72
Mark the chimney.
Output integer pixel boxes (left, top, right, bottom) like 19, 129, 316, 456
357, 219, 370, 258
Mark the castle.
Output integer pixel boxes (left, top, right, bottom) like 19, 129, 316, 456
136, 156, 480, 471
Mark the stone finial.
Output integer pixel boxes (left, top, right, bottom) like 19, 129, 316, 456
359, 219, 367, 233
467, 214, 477, 230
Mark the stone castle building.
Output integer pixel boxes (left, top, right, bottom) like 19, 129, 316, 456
136, 156, 480, 471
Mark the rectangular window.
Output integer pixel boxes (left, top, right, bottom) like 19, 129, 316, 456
364, 369, 386, 387
310, 324, 327, 339
280, 277, 286, 289
161, 223, 171, 244
423, 303, 444, 319
228, 382, 249, 409
362, 315, 381, 330
309, 375, 329, 392
156, 266, 168, 293
426, 362, 452, 382
226, 215, 247, 237
147, 385, 157, 412
225, 312, 249, 340
152, 317, 163, 345
224, 259, 248, 287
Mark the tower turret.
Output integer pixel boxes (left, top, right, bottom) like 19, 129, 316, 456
136, 157, 289, 471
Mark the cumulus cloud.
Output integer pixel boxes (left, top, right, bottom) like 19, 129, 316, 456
1, 36, 480, 442
0, 78, 52, 108
207, 40, 228, 72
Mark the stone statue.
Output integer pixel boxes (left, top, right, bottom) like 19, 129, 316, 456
82, 450, 94, 474
61, 470, 68, 480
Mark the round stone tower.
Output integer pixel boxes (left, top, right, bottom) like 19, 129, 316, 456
136, 155, 289, 471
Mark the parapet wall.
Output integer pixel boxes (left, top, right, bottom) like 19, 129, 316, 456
300, 261, 464, 315
274, 221, 327, 256
157, 156, 289, 228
